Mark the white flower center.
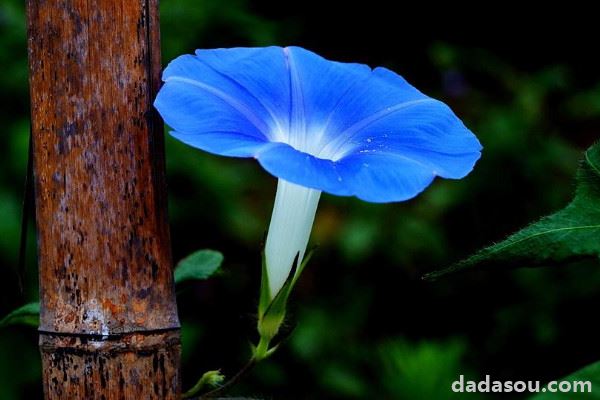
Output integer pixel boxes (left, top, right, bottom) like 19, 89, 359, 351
269, 125, 349, 162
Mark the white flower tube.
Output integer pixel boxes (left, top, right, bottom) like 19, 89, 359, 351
264, 179, 321, 299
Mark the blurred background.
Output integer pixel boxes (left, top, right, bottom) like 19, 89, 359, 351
1, 1, 599, 398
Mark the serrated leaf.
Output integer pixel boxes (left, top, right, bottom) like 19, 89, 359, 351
530, 360, 599, 399
174, 249, 223, 285
0, 302, 39, 329
425, 142, 600, 280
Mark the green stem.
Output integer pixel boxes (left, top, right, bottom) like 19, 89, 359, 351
253, 336, 271, 362
187, 337, 278, 399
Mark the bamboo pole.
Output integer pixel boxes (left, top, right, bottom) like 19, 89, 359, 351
26, 1, 181, 398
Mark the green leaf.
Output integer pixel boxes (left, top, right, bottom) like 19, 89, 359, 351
174, 249, 224, 285
425, 142, 600, 280
0, 302, 39, 329
530, 360, 599, 399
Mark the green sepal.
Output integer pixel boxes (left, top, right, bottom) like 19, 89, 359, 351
291, 246, 316, 288
255, 247, 316, 360
257, 252, 299, 341
257, 250, 271, 320
0, 302, 40, 329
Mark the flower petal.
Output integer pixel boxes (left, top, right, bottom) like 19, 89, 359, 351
256, 143, 446, 203
337, 152, 437, 203
334, 100, 482, 179
170, 130, 268, 158
154, 75, 270, 157
277, 47, 372, 154
190, 48, 293, 141
256, 143, 352, 196
155, 47, 297, 157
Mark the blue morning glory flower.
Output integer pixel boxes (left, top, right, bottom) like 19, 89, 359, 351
155, 46, 482, 299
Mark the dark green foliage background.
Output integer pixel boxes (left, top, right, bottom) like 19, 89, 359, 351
0, 2, 599, 398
